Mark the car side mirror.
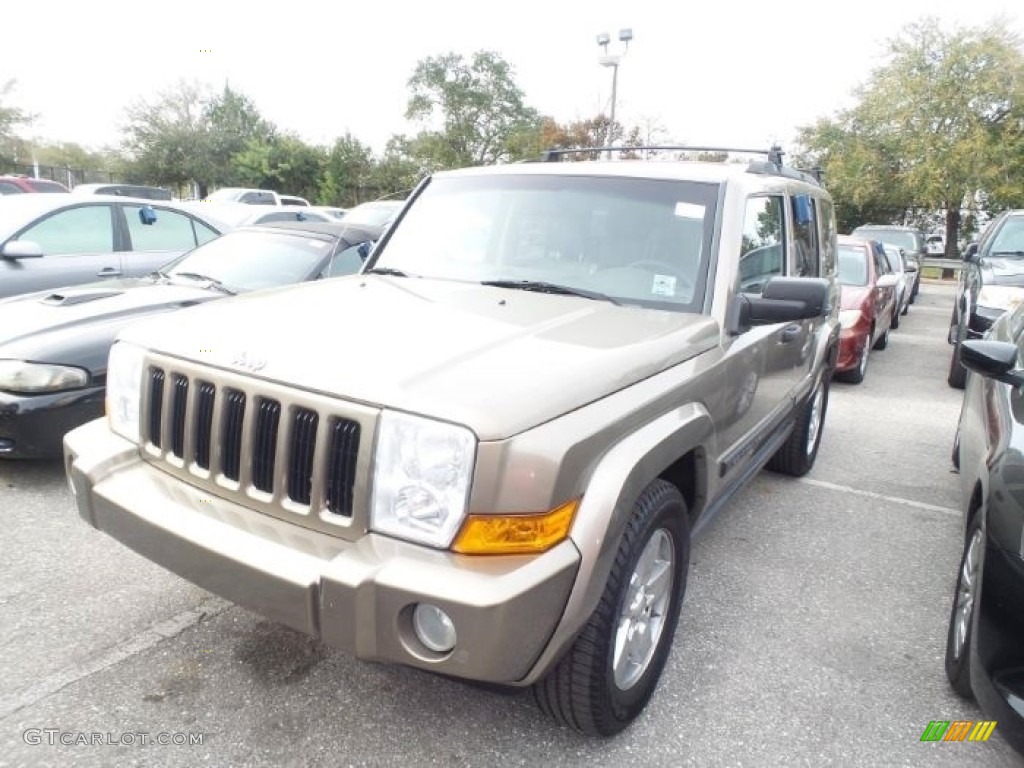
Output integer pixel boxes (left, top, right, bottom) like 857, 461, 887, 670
726, 276, 829, 335
876, 274, 899, 289
1, 240, 44, 259
960, 339, 1024, 387
139, 206, 158, 225
963, 242, 979, 262
357, 241, 373, 260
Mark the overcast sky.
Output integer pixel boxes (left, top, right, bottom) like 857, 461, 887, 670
4, 0, 1022, 158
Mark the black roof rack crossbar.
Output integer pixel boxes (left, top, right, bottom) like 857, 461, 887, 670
541, 144, 785, 165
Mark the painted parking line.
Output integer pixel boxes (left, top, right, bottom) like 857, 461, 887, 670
0, 597, 230, 720
798, 477, 961, 517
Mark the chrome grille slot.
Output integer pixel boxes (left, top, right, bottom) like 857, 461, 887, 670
288, 408, 319, 505
325, 418, 360, 517
148, 368, 165, 448
170, 374, 189, 459
222, 389, 247, 482
252, 398, 281, 493
138, 352, 377, 540
193, 382, 216, 469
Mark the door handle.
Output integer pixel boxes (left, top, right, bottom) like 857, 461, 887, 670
780, 324, 802, 343
96, 267, 122, 277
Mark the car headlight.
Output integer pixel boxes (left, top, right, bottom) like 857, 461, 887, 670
0, 360, 89, 393
371, 410, 476, 548
839, 309, 863, 330
976, 286, 1024, 313
105, 342, 146, 444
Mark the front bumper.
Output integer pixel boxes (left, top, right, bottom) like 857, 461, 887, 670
834, 328, 868, 372
0, 384, 104, 459
64, 419, 580, 686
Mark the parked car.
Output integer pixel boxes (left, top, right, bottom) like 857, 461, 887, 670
947, 308, 1024, 757
850, 224, 926, 301
206, 188, 310, 207
65, 146, 841, 736
176, 203, 333, 228
340, 199, 405, 238
947, 209, 1024, 389
0, 221, 376, 458
0, 175, 69, 194
0, 195, 233, 300
71, 183, 174, 200
926, 233, 945, 256
833, 235, 899, 383
881, 243, 912, 325
279, 195, 311, 207
311, 206, 348, 220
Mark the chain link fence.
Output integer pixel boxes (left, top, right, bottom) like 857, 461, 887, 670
0, 162, 115, 188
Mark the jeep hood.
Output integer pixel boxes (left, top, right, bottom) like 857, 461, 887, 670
120, 276, 721, 439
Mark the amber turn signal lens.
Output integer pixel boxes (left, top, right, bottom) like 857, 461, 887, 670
451, 499, 579, 555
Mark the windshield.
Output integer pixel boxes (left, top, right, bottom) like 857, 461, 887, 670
988, 217, 1024, 255
369, 174, 720, 311
854, 228, 921, 252
162, 230, 334, 292
345, 202, 402, 228
838, 245, 869, 286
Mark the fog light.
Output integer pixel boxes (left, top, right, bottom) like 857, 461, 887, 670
412, 603, 457, 653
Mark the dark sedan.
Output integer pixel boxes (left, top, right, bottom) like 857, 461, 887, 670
947, 306, 1024, 756
0, 221, 375, 458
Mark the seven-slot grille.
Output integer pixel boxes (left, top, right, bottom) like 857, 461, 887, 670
145, 364, 360, 518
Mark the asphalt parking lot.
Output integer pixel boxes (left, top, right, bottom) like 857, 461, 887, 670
1, 280, 1022, 767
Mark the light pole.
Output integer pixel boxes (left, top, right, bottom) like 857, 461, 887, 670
597, 28, 632, 160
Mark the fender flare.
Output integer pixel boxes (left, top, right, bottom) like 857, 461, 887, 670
520, 401, 715, 684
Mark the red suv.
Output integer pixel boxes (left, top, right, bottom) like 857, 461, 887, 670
0, 175, 70, 194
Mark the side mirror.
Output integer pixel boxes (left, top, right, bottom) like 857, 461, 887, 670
963, 242, 979, 262
1, 240, 44, 259
357, 241, 374, 260
960, 339, 1024, 387
876, 274, 899, 289
726, 277, 829, 335
139, 206, 158, 226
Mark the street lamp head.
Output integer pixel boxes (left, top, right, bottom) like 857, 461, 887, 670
618, 28, 633, 43
596, 32, 610, 47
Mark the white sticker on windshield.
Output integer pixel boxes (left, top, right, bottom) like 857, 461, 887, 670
652, 274, 677, 297
674, 202, 704, 219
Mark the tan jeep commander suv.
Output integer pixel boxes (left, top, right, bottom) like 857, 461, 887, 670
65, 146, 840, 736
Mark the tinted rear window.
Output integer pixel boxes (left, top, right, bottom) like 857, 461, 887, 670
27, 180, 68, 193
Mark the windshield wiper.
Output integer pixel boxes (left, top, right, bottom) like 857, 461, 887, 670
364, 267, 409, 277
481, 279, 621, 306
990, 250, 1024, 258
171, 272, 236, 295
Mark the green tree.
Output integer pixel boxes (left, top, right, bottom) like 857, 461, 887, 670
231, 133, 325, 202
0, 79, 33, 165
320, 133, 377, 206
204, 84, 275, 188
796, 17, 1024, 252
404, 50, 541, 168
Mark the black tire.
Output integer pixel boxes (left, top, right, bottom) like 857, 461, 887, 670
901, 299, 909, 316
944, 511, 984, 697
948, 341, 967, 389
533, 480, 690, 736
835, 339, 868, 384
767, 376, 829, 476
873, 324, 889, 351
890, 307, 900, 330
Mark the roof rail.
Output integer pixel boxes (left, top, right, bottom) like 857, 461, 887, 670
540, 144, 786, 165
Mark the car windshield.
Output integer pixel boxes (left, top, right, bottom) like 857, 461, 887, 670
988, 217, 1024, 255
344, 202, 402, 228
369, 174, 719, 311
854, 228, 921, 252
838, 245, 869, 286
161, 230, 334, 292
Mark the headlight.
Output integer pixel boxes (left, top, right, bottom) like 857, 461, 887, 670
0, 360, 89, 393
105, 342, 146, 444
977, 286, 1024, 313
839, 309, 863, 330
371, 411, 476, 548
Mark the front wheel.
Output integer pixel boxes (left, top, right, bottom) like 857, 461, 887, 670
533, 480, 690, 736
948, 341, 967, 389
767, 377, 829, 476
944, 513, 984, 697
873, 324, 890, 350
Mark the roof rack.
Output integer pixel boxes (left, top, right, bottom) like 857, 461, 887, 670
539, 144, 786, 165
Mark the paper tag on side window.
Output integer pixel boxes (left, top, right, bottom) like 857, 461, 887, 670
652, 274, 677, 297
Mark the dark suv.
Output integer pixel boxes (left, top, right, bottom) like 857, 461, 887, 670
947, 209, 1024, 388
850, 224, 926, 302
0, 175, 69, 194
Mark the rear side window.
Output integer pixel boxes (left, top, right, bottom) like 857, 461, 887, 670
17, 205, 115, 254
124, 205, 204, 251
739, 195, 785, 293
791, 194, 819, 277
818, 198, 837, 276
